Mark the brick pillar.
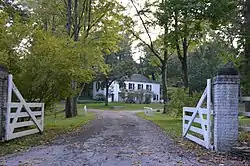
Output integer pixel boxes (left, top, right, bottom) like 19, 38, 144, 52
0, 65, 8, 141
213, 67, 239, 152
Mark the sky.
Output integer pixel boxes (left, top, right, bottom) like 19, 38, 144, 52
118, 0, 161, 62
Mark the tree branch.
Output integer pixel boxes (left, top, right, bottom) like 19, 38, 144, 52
84, 13, 105, 39
174, 11, 183, 62
130, 0, 156, 50
129, 29, 163, 62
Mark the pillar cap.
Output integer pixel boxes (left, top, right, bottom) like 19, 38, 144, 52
0, 64, 8, 72
217, 62, 238, 76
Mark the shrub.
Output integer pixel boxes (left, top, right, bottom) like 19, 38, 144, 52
94, 93, 105, 101
144, 94, 152, 104
167, 88, 202, 117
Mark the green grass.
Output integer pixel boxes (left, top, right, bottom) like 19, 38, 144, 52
0, 110, 95, 156
84, 102, 164, 111
137, 112, 250, 145
239, 116, 250, 142
239, 116, 250, 126
137, 112, 182, 139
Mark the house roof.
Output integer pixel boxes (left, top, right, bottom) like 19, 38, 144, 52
124, 74, 159, 84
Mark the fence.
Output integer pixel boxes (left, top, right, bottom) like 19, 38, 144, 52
183, 79, 212, 149
239, 97, 250, 132
183, 71, 250, 152
5, 75, 44, 141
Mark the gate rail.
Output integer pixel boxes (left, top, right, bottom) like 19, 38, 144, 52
5, 75, 44, 141
183, 79, 212, 149
239, 97, 250, 132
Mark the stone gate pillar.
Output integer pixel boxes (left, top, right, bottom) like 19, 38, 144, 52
0, 65, 8, 141
213, 66, 240, 152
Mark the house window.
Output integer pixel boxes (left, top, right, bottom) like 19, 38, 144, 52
138, 84, 143, 90
156, 95, 158, 101
119, 83, 126, 89
101, 82, 105, 90
129, 83, 135, 90
146, 85, 152, 91
96, 82, 101, 91
96, 82, 98, 90
153, 94, 157, 100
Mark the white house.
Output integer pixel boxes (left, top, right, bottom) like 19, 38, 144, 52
93, 74, 161, 103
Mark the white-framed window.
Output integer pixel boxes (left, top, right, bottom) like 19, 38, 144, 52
129, 83, 134, 90
138, 84, 143, 90
119, 83, 126, 89
146, 84, 152, 91
153, 94, 157, 100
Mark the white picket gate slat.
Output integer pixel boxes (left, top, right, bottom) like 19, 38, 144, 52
183, 79, 213, 150
9, 112, 42, 118
184, 115, 208, 125
9, 128, 40, 140
5, 74, 44, 141
186, 134, 206, 147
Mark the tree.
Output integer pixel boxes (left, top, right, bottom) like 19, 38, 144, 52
1, 0, 131, 117
242, 0, 250, 95
167, 40, 234, 92
101, 36, 137, 106
188, 42, 229, 92
137, 46, 161, 81
129, 0, 173, 114
20, 0, 130, 117
157, 0, 238, 89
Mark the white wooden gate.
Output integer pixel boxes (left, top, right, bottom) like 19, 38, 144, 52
183, 79, 213, 149
5, 75, 44, 140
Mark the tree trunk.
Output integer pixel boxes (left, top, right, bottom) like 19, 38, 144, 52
161, 23, 169, 114
52, 15, 55, 34
174, 12, 189, 90
182, 37, 189, 89
65, 97, 73, 118
151, 72, 155, 81
70, 0, 79, 117
105, 79, 109, 106
243, 0, 250, 113
65, 0, 75, 118
161, 63, 168, 114
180, 58, 189, 89
66, 0, 72, 36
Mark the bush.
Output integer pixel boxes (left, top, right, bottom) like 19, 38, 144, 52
144, 94, 152, 104
167, 88, 202, 117
94, 93, 106, 101
125, 98, 136, 103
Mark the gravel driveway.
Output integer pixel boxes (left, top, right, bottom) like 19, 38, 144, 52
0, 110, 228, 166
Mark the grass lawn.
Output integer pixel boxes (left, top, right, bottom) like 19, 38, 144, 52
0, 110, 95, 156
83, 102, 164, 111
137, 112, 250, 145
137, 112, 182, 139
239, 116, 250, 142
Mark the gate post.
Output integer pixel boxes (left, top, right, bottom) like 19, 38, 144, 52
0, 65, 8, 141
213, 66, 239, 152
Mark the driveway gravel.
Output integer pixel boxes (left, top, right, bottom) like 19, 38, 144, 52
0, 110, 246, 166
